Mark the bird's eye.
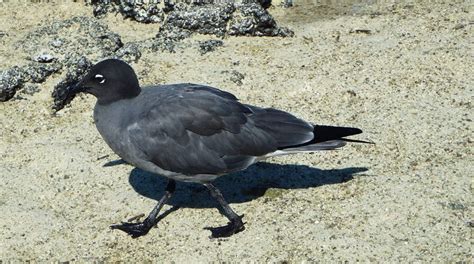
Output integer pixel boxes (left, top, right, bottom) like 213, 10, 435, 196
94, 74, 106, 84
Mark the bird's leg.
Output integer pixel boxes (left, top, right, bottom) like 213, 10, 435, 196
110, 179, 176, 238
204, 183, 245, 238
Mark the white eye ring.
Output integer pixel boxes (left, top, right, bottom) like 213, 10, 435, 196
95, 74, 106, 84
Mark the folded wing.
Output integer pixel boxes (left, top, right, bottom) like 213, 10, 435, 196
127, 84, 318, 176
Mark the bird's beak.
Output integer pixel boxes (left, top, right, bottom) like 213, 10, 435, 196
68, 80, 86, 96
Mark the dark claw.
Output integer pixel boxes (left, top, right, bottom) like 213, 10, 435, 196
110, 221, 151, 238
204, 216, 245, 238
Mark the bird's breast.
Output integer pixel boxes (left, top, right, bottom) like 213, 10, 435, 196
93, 102, 136, 162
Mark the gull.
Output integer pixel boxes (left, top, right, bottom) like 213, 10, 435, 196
66, 59, 369, 238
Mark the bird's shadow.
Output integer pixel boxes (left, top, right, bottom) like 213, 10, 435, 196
125, 162, 368, 208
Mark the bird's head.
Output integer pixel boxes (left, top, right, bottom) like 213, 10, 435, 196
68, 59, 141, 105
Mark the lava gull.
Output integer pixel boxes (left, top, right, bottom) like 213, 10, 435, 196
66, 58, 370, 238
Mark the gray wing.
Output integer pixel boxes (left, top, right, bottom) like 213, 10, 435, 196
128, 84, 314, 176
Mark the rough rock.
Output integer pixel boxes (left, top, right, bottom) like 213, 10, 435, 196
25, 63, 62, 83
90, 1, 293, 38
33, 54, 56, 63
198, 39, 224, 55
8, 16, 141, 106
19, 84, 40, 96
0, 63, 61, 102
1, 2, 293, 104
91, 0, 165, 23
151, 26, 192, 53
165, 3, 235, 37
229, 3, 294, 37
52, 56, 93, 112
115, 42, 142, 63
19, 16, 123, 62
0, 67, 26, 102
280, 0, 293, 8
258, 0, 273, 9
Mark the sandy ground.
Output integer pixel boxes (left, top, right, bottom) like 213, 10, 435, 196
0, 1, 472, 262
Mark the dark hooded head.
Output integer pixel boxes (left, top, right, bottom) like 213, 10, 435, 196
71, 59, 141, 105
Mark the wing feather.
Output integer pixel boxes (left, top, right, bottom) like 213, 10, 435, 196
128, 85, 275, 175
128, 84, 317, 176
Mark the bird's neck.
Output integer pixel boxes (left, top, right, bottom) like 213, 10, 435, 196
97, 86, 141, 105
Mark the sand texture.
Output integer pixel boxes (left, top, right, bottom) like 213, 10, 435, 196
0, 1, 472, 262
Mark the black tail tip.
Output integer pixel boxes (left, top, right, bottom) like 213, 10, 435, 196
349, 127, 363, 135
313, 125, 363, 143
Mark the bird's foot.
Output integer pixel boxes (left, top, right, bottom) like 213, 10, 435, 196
110, 221, 153, 238
205, 215, 245, 238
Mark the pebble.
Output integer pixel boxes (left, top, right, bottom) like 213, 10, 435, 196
33, 53, 55, 63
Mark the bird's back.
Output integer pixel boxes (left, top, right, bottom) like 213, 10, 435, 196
94, 83, 361, 183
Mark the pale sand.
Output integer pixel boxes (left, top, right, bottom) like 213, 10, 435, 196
0, 1, 472, 262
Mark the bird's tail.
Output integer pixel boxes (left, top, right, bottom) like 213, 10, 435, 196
265, 125, 372, 158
